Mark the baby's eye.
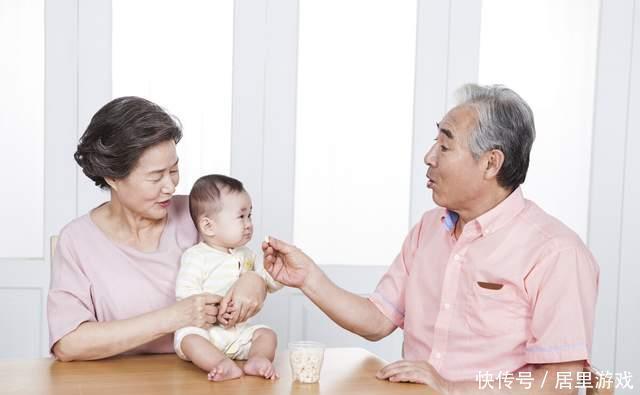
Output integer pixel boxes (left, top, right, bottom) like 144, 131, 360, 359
248, 213, 252, 219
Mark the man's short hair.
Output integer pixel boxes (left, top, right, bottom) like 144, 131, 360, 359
456, 84, 536, 190
188, 174, 245, 227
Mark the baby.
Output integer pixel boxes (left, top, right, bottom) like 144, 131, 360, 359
174, 174, 282, 381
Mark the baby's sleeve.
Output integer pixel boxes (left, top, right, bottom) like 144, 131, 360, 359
244, 248, 283, 293
175, 249, 207, 300
261, 267, 284, 293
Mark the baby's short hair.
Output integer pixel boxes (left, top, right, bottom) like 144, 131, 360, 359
188, 174, 245, 227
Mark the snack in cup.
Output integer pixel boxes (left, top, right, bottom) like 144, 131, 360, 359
289, 341, 325, 383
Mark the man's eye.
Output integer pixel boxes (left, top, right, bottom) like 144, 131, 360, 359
170, 169, 179, 174
440, 145, 448, 152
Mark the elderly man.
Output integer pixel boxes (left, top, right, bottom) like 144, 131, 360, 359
262, 84, 599, 394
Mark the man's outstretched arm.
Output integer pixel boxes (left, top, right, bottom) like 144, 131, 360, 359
262, 237, 396, 341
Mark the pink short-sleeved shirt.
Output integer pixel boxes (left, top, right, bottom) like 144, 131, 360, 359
47, 195, 198, 354
369, 188, 599, 381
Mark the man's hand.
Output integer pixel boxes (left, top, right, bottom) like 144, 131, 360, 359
376, 360, 448, 393
262, 237, 316, 289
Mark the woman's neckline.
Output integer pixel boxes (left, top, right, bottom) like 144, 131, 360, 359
87, 202, 172, 254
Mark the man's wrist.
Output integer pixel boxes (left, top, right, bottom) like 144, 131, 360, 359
300, 263, 325, 297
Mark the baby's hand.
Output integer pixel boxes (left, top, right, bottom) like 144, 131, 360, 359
217, 301, 237, 328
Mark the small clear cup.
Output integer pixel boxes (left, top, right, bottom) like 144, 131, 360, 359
289, 341, 325, 383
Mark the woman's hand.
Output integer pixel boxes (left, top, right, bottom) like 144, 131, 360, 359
168, 293, 222, 331
217, 271, 267, 327
262, 237, 316, 289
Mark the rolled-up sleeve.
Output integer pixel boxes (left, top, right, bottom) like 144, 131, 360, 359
368, 220, 423, 329
47, 232, 97, 352
524, 246, 599, 365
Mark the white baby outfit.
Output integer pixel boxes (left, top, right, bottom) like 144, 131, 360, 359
174, 242, 282, 360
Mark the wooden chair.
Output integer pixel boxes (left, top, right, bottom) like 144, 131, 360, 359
586, 366, 615, 395
50, 235, 58, 260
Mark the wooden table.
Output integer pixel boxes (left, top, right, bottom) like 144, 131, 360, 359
1, 348, 439, 395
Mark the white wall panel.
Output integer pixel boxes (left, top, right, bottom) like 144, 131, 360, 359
588, 0, 635, 374
0, 288, 42, 359
615, 1, 640, 390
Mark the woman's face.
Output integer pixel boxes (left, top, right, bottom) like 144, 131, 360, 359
109, 140, 180, 221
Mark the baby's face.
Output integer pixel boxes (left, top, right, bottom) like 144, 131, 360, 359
212, 191, 253, 248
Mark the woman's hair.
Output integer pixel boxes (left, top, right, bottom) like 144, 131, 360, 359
189, 174, 245, 226
74, 96, 182, 189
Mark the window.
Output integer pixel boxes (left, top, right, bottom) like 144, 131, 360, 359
294, 0, 416, 265
112, 0, 233, 194
478, 0, 600, 241
0, 0, 44, 257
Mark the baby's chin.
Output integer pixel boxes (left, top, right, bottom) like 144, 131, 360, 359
231, 236, 251, 248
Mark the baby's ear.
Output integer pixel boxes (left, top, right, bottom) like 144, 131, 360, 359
199, 216, 216, 236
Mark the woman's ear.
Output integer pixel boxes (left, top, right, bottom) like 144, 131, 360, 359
104, 177, 119, 191
199, 216, 216, 237
484, 149, 505, 180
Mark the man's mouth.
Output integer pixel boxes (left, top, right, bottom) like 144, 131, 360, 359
426, 173, 436, 188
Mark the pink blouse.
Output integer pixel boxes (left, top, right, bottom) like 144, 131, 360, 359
47, 195, 198, 354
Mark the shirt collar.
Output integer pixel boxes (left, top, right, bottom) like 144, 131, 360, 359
442, 210, 459, 232
440, 187, 526, 236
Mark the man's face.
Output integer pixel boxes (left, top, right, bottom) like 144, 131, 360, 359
424, 105, 487, 211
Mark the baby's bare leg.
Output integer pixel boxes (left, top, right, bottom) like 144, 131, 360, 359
243, 328, 279, 380
180, 335, 243, 381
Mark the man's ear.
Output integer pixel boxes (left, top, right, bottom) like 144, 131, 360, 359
484, 149, 505, 180
104, 177, 119, 191
199, 216, 216, 237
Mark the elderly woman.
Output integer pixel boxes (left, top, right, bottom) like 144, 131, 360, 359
48, 97, 267, 361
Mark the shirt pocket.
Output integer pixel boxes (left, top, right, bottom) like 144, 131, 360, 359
463, 280, 528, 337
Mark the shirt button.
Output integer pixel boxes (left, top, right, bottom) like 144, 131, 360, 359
454, 254, 462, 261
443, 303, 451, 310
434, 352, 442, 359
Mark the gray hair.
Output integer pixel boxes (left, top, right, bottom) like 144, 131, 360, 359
455, 84, 536, 190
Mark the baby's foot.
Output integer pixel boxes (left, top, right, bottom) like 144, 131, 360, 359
243, 356, 279, 380
207, 358, 243, 382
